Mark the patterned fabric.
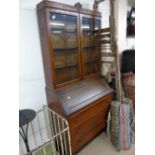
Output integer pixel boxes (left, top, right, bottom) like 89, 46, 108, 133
122, 74, 135, 87
110, 101, 120, 148
122, 72, 135, 112
121, 72, 133, 78
110, 101, 131, 150
119, 104, 131, 149
122, 72, 135, 144
123, 86, 135, 111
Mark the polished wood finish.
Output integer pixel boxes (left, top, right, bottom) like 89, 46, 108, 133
68, 93, 112, 152
37, 0, 101, 17
46, 79, 113, 153
55, 79, 112, 116
37, 1, 113, 153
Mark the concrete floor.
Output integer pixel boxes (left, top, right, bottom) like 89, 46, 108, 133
77, 132, 135, 155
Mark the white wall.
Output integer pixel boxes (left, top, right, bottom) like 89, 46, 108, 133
116, 0, 128, 52
117, 0, 135, 50
19, 5, 46, 110
127, 37, 135, 49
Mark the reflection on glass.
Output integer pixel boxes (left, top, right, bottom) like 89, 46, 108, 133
49, 12, 79, 85
82, 17, 101, 76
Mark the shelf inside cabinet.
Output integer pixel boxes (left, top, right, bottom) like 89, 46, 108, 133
54, 47, 78, 52
83, 45, 98, 49
55, 63, 78, 69
66, 30, 77, 34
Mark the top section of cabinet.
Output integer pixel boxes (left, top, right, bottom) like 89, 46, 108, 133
37, 1, 101, 16
37, 1, 102, 89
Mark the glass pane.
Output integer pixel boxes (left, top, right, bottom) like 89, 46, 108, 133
66, 16, 77, 49
83, 48, 92, 63
53, 49, 66, 68
92, 19, 101, 73
67, 49, 78, 66
49, 12, 79, 85
50, 13, 66, 49
94, 19, 100, 30
82, 17, 93, 76
82, 17, 91, 47
82, 17, 101, 76
66, 15, 77, 33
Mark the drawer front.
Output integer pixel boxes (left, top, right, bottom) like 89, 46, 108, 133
70, 109, 109, 153
70, 120, 106, 153
77, 109, 108, 136
69, 93, 112, 129
70, 110, 105, 142
78, 121, 105, 148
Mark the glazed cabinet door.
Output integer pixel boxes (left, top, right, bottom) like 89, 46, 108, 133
47, 9, 81, 87
80, 14, 101, 78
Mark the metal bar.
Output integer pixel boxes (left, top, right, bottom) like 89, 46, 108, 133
57, 116, 64, 155
47, 107, 53, 137
43, 106, 50, 139
45, 106, 69, 126
36, 113, 43, 144
52, 113, 60, 153
48, 110, 56, 155
20, 126, 26, 138
67, 129, 72, 155
19, 129, 25, 141
26, 123, 29, 140
19, 125, 30, 152
29, 128, 68, 154
51, 140, 56, 155
62, 120, 68, 155
30, 122, 37, 147
20, 106, 72, 155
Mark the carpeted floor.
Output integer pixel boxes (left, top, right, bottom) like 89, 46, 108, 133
77, 132, 135, 155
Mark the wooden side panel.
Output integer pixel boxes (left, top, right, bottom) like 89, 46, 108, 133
37, 8, 54, 88
46, 88, 66, 117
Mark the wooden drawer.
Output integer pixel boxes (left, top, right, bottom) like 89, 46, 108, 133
78, 121, 105, 148
69, 93, 112, 153
70, 120, 106, 153
69, 94, 112, 129
70, 108, 109, 146
77, 109, 108, 136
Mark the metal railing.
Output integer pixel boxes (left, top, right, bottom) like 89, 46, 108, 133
19, 105, 72, 155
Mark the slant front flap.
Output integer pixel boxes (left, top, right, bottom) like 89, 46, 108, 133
56, 78, 113, 115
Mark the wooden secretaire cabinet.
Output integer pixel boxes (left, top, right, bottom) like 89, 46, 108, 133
37, 1, 113, 153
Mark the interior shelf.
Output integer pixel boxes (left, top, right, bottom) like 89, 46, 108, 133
56, 63, 78, 69
54, 47, 78, 52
